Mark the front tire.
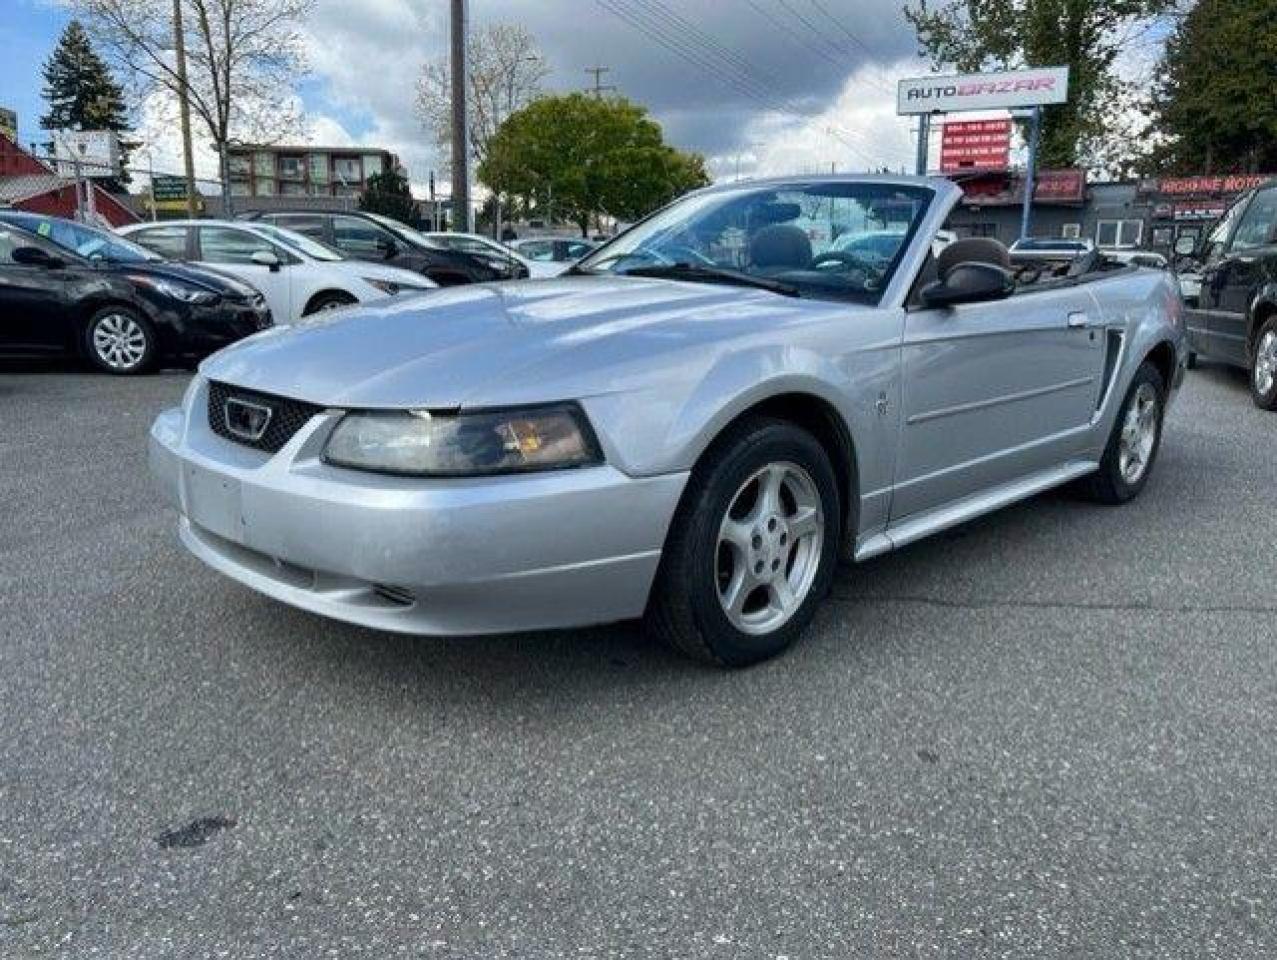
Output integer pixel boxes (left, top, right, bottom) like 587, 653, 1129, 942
303, 291, 358, 315
645, 418, 840, 667
1249, 317, 1277, 410
85, 307, 155, 375
1077, 360, 1166, 504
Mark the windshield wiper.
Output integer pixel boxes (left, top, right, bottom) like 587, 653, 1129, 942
622, 262, 800, 297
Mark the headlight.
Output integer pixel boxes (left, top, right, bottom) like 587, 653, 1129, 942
323, 403, 603, 476
128, 274, 219, 305
362, 277, 433, 296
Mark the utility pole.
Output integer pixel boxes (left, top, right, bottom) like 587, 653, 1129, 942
585, 66, 616, 98
450, 0, 471, 232
1019, 105, 1042, 241
914, 113, 932, 176
172, 0, 198, 218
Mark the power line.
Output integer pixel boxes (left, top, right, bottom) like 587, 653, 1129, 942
775, 0, 895, 94
595, 0, 889, 169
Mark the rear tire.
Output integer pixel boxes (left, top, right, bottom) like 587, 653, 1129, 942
645, 418, 840, 667
84, 306, 155, 375
1077, 360, 1166, 504
1248, 316, 1277, 410
303, 291, 357, 315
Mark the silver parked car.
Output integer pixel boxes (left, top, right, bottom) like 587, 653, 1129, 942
150, 176, 1186, 666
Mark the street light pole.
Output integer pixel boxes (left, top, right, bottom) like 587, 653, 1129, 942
449, 0, 471, 233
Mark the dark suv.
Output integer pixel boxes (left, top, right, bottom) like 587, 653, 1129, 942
239, 210, 524, 285
1185, 181, 1277, 409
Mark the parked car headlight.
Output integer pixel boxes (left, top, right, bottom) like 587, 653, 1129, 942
127, 274, 219, 305
361, 277, 433, 296
323, 404, 603, 476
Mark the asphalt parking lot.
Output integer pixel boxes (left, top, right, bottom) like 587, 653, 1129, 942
2, 362, 1275, 958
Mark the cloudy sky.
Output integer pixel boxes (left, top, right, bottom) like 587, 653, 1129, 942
5, 0, 934, 188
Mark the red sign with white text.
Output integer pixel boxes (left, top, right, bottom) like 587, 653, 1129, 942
940, 119, 1011, 172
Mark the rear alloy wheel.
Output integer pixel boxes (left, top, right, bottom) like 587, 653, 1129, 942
86, 307, 155, 374
1077, 360, 1166, 504
646, 418, 840, 667
1250, 318, 1277, 410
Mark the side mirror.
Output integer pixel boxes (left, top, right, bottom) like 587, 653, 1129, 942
250, 249, 281, 271
920, 262, 1015, 308
12, 246, 66, 269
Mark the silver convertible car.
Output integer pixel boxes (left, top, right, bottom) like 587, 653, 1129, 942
150, 176, 1186, 666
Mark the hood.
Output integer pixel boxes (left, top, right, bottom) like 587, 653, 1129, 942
201, 275, 857, 409
330, 258, 437, 287
120, 260, 262, 300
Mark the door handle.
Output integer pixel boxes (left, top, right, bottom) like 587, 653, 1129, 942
1067, 311, 1091, 329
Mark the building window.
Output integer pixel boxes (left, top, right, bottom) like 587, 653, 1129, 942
333, 156, 361, 184
278, 155, 305, 180
227, 153, 251, 176
361, 154, 384, 179
1096, 219, 1143, 249
229, 179, 251, 197
253, 151, 275, 177
279, 180, 307, 196
254, 179, 277, 196
1060, 223, 1081, 239
308, 153, 330, 185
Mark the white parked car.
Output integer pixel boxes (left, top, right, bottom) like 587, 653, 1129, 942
119, 220, 435, 324
423, 231, 561, 279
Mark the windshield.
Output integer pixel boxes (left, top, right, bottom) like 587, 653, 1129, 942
30, 218, 159, 263
364, 212, 445, 250
252, 224, 344, 261
576, 180, 932, 303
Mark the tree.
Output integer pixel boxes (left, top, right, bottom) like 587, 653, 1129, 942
41, 19, 134, 185
359, 169, 418, 223
903, 0, 1174, 170
72, 0, 312, 193
479, 94, 710, 237
1148, 0, 1277, 174
416, 22, 548, 172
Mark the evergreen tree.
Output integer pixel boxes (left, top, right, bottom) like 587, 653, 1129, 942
1148, 0, 1277, 174
359, 169, 419, 224
40, 19, 133, 186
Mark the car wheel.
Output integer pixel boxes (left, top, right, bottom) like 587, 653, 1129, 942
646, 417, 840, 667
1249, 317, 1277, 410
1077, 360, 1166, 504
85, 307, 155, 375
304, 291, 358, 315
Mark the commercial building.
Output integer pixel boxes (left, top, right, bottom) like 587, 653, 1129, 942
942, 169, 1272, 257
226, 145, 399, 200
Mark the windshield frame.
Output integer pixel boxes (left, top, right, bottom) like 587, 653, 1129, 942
574, 178, 936, 305
363, 212, 447, 250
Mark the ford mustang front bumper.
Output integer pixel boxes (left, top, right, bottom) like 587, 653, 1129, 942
149, 380, 688, 635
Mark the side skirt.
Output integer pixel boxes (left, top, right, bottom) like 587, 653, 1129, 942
854, 459, 1099, 561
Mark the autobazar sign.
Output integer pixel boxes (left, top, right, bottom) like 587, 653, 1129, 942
897, 67, 1070, 114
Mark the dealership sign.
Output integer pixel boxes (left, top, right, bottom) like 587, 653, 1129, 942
897, 67, 1070, 115
940, 119, 1011, 172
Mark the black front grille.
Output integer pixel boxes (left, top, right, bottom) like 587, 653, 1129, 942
207, 380, 324, 453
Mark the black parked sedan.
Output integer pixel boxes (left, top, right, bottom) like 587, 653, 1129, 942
239, 210, 525, 284
0, 212, 271, 374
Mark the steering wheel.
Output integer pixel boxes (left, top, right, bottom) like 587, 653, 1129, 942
809, 250, 865, 271
657, 244, 717, 267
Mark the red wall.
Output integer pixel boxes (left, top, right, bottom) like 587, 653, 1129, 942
0, 133, 51, 177
17, 183, 139, 228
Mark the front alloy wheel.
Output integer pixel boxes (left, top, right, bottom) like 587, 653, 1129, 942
87, 308, 154, 374
646, 417, 840, 667
716, 462, 825, 636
